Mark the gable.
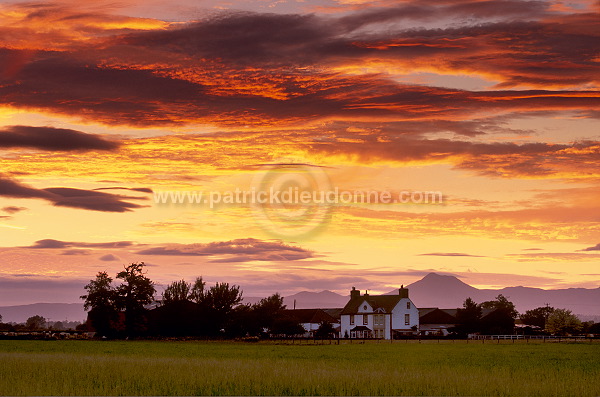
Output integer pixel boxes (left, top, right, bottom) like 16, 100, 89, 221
357, 301, 373, 313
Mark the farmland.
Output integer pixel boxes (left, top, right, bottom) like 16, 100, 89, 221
0, 340, 599, 396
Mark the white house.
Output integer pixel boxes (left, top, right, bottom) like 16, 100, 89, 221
340, 286, 419, 339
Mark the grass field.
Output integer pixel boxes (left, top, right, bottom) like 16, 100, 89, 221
0, 340, 599, 396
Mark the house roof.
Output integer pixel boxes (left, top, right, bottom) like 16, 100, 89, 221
417, 307, 500, 324
419, 308, 458, 324
341, 295, 404, 315
350, 325, 372, 332
441, 309, 458, 317
322, 308, 342, 320
282, 309, 338, 324
418, 308, 438, 317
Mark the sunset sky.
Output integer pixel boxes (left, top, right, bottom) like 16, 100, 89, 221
1, 0, 599, 306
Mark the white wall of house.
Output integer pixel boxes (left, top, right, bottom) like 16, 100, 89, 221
340, 314, 352, 338
391, 298, 420, 332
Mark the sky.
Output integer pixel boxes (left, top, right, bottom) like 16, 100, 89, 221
0, 0, 599, 306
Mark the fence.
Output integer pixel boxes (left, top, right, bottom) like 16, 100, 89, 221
469, 334, 591, 342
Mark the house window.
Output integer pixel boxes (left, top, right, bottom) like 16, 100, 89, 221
407, 301, 411, 309
405, 314, 410, 325
363, 314, 368, 325
350, 315, 355, 325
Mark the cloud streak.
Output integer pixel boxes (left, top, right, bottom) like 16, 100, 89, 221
0, 176, 150, 212
27, 239, 135, 249
0, 126, 119, 151
419, 252, 484, 257
136, 238, 313, 261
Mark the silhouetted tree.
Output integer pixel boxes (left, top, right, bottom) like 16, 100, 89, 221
546, 309, 582, 335
253, 293, 286, 332
455, 297, 481, 335
162, 280, 191, 304
148, 300, 202, 337
479, 294, 517, 334
189, 277, 206, 303
81, 271, 118, 337
521, 306, 555, 328
315, 321, 336, 339
480, 294, 518, 318
226, 304, 255, 337
26, 315, 46, 330
587, 322, 600, 335
204, 282, 243, 313
270, 316, 305, 337
200, 282, 243, 335
116, 262, 156, 337
150, 278, 205, 337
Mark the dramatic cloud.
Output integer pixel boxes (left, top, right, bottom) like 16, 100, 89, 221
581, 243, 600, 251
28, 239, 134, 249
0, 5, 598, 128
0, 176, 149, 212
136, 238, 313, 261
306, 134, 600, 178
0, 1, 598, 305
0, 126, 119, 151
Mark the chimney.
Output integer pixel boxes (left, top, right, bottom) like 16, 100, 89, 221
399, 285, 409, 299
350, 287, 360, 299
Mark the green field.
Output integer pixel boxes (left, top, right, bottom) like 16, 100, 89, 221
0, 340, 599, 396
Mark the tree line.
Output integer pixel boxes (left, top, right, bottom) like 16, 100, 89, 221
455, 295, 600, 336
80, 262, 311, 338
0, 314, 82, 332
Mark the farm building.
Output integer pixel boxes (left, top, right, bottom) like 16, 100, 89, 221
282, 308, 340, 337
419, 308, 458, 336
340, 286, 419, 339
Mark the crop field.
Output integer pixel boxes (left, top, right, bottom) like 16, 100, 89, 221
0, 340, 599, 396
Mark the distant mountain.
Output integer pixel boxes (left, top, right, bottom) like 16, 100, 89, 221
400, 272, 479, 303
243, 290, 348, 309
253, 272, 600, 316
2, 274, 598, 322
282, 290, 348, 309
0, 303, 86, 324
396, 273, 600, 316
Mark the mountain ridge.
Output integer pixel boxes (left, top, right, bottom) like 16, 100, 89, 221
1, 273, 598, 322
